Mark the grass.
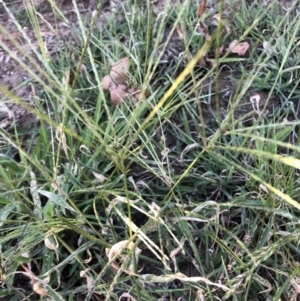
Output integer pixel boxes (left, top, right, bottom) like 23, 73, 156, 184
1, 0, 300, 300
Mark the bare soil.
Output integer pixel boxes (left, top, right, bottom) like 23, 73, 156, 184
0, 0, 102, 132
0, 0, 284, 134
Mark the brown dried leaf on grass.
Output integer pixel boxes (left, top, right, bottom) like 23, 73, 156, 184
105, 240, 141, 275
218, 44, 225, 55
197, 1, 206, 18
101, 57, 147, 107
101, 74, 115, 90
110, 57, 129, 84
20, 264, 48, 297
80, 269, 94, 290
196, 23, 211, 41
101, 57, 130, 91
110, 85, 129, 107
227, 40, 250, 56
129, 88, 150, 103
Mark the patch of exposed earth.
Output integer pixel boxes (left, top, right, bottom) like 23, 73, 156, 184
0, 0, 292, 138
0, 0, 112, 132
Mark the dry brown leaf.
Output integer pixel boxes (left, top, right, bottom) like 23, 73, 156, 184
20, 264, 48, 297
101, 75, 115, 91
227, 40, 250, 56
129, 87, 150, 103
105, 239, 141, 275
176, 26, 184, 40
110, 57, 129, 84
196, 24, 211, 41
218, 44, 225, 55
100, 57, 144, 107
80, 270, 94, 290
106, 240, 134, 271
33, 283, 48, 297
110, 85, 129, 107
197, 1, 206, 17
133, 91, 149, 102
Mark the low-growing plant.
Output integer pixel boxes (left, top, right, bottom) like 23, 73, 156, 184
1, 0, 300, 300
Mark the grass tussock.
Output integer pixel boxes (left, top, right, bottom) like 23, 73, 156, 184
1, 0, 300, 300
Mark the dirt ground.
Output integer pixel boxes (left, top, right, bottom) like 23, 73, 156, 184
0, 0, 174, 131
0, 0, 281, 135
0, 0, 95, 131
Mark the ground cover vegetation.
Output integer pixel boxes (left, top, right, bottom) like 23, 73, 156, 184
1, 0, 300, 300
